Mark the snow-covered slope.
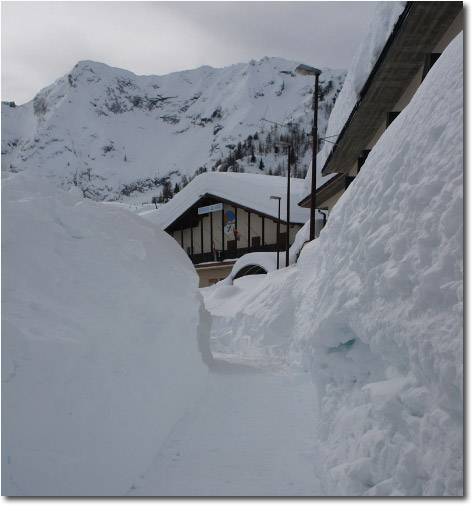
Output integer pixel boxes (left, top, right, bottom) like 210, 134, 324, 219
2, 173, 210, 495
203, 31, 463, 496
2, 58, 345, 203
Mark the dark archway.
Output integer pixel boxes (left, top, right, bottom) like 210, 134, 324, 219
233, 264, 268, 280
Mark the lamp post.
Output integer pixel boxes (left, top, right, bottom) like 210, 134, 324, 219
296, 63, 321, 241
270, 195, 281, 270
276, 140, 292, 267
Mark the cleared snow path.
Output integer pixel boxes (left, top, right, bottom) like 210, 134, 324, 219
126, 355, 323, 496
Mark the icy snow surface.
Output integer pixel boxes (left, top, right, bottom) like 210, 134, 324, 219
2, 174, 210, 495
204, 32, 463, 496
127, 357, 323, 496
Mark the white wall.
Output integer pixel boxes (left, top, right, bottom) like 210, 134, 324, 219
173, 202, 303, 255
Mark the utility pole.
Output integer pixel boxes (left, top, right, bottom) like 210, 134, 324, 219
295, 64, 321, 241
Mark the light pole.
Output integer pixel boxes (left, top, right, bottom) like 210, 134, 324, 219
276, 141, 292, 268
270, 195, 281, 270
296, 63, 321, 241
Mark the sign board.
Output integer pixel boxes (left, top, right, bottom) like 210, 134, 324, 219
224, 210, 236, 237
198, 203, 223, 215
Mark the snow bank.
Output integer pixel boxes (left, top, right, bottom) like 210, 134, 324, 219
202, 217, 323, 356
215, 252, 281, 289
2, 174, 210, 495
291, 32, 463, 495
203, 266, 298, 359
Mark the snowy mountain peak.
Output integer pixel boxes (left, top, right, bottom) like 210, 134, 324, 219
2, 58, 346, 202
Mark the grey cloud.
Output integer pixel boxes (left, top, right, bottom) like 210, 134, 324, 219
2, 1, 378, 104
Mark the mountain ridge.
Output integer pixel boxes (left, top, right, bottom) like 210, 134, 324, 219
2, 57, 346, 203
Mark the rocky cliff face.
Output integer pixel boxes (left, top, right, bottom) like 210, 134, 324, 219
2, 58, 345, 202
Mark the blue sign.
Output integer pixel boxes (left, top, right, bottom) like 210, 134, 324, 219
198, 203, 223, 215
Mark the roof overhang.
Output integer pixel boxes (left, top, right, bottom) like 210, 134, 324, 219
166, 192, 306, 232
298, 174, 345, 208
322, 1, 462, 176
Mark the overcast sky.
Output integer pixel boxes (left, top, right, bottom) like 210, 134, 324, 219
2, 1, 378, 105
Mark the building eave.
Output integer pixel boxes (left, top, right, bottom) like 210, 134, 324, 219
166, 192, 306, 233
321, 1, 462, 176
298, 173, 345, 208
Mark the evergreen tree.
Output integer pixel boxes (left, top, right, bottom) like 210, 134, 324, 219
258, 158, 265, 171
162, 181, 173, 202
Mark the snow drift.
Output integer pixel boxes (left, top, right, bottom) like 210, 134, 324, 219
2, 174, 210, 495
204, 266, 298, 359
204, 32, 463, 495
290, 31, 463, 496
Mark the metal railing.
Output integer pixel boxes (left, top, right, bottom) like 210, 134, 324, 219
189, 243, 286, 265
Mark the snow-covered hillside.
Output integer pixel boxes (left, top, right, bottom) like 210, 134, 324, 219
2, 58, 345, 203
203, 31, 463, 496
2, 173, 211, 495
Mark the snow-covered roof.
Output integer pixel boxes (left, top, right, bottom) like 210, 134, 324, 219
318, 2, 407, 172
299, 2, 407, 203
141, 172, 310, 230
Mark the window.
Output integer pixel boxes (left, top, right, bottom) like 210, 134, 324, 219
422, 53, 441, 81
252, 236, 261, 248
278, 232, 287, 248
357, 149, 371, 173
227, 240, 237, 251
386, 111, 401, 128
345, 176, 356, 190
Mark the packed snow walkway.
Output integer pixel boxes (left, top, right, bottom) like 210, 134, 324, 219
127, 355, 324, 496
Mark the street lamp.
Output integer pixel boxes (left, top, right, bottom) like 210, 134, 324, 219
276, 140, 292, 268
296, 63, 321, 241
270, 195, 281, 270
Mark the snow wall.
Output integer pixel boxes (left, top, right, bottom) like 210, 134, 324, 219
2, 174, 211, 496
204, 32, 463, 495
290, 32, 463, 496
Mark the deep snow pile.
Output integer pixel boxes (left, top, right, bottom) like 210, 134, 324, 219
202, 218, 322, 356
203, 267, 298, 358
204, 32, 463, 495
290, 31, 463, 496
2, 173, 210, 496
